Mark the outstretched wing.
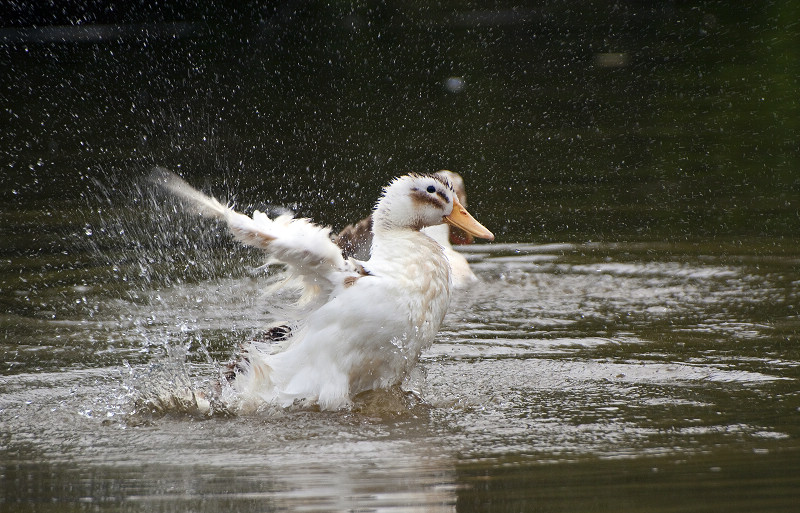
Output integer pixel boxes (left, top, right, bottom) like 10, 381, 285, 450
334, 214, 373, 260
150, 168, 352, 292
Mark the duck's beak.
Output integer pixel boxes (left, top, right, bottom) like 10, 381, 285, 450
444, 197, 494, 241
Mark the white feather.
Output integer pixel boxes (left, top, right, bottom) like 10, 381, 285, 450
151, 168, 352, 302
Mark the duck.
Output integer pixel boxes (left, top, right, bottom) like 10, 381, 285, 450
335, 170, 479, 288
150, 168, 493, 411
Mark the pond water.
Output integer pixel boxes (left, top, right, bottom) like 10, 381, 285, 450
3, 239, 799, 511
2, 2, 799, 512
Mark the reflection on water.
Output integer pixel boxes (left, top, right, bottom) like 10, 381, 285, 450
2, 242, 799, 511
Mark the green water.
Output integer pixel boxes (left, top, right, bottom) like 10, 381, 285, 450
2, 2, 799, 512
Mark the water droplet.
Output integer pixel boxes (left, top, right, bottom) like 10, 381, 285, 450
444, 76, 465, 93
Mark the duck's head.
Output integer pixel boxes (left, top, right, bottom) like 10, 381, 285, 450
372, 173, 494, 241
434, 170, 474, 245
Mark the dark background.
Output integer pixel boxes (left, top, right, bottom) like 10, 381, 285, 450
2, 1, 798, 251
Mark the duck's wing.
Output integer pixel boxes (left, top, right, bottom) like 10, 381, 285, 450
151, 168, 351, 293
334, 214, 373, 260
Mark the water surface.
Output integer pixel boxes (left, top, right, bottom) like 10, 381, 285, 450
3, 240, 799, 511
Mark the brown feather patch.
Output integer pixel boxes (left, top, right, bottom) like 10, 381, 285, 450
411, 189, 446, 208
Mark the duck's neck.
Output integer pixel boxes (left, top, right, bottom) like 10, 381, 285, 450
420, 223, 450, 247
369, 227, 448, 278
371, 226, 438, 258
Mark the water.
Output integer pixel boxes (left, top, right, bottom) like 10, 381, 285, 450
2, 2, 799, 511
3, 240, 799, 511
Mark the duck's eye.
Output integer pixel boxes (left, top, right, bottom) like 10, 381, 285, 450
426, 185, 436, 193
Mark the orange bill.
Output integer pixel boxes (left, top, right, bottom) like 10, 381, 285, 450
443, 197, 494, 241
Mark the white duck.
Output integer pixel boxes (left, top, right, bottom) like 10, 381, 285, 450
335, 170, 479, 288
151, 168, 493, 411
